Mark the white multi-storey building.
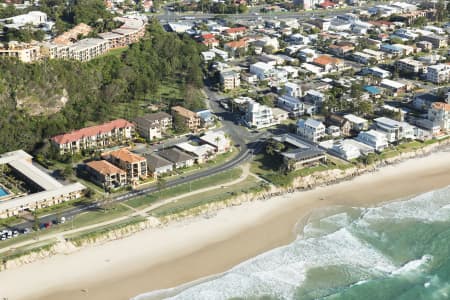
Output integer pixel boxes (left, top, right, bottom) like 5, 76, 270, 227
296, 118, 326, 143
428, 102, 450, 132
396, 58, 424, 74
246, 101, 275, 129
356, 130, 388, 152
427, 64, 450, 84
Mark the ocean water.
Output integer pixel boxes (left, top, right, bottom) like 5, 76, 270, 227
133, 186, 450, 300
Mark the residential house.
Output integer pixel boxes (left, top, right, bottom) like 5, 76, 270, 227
85, 160, 127, 189
199, 130, 231, 153
413, 93, 440, 110
312, 55, 345, 73
158, 148, 195, 169
428, 102, 450, 132
373, 117, 415, 142
283, 82, 302, 98
380, 79, 406, 95
326, 114, 352, 136
171, 106, 201, 132
200, 33, 219, 48
344, 114, 369, 132
145, 153, 173, 177
134, 112, 172, 141
297, 118, 326, 142
380, 44, 403, 56
364, 66, 391, 78
330, 140, 361, 160
224, 27, 247, 40
196, 110, 215, 128
102, 148, 147, 184
224, 39, 248, 57
277, 95, 304, 117
329, 43, 355, 57
51, 119, 135, 155
249, 62, 274, 80
356, 130, 388, 152
246, 101, 275, 129
175, 142, 215, 163
281, 148, 327, 171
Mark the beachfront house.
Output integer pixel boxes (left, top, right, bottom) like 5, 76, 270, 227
296, 118, 326, 143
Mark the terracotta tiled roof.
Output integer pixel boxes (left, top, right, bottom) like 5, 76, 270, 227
225, 27, 246, 34
225, 39, 248, 49
202, 33, 215, 40
320, 1, 337, 8
86, 160, 126, 175
52, 119, 134, 145
313, 55, 343, 66
431, 102, 450, 111
106, 148, 145, 164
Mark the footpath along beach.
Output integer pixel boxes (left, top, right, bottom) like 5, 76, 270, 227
1, 150, 450, 300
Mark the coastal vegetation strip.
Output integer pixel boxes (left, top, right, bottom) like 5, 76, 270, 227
150, 176, 265, 217
125, 168, 243, 209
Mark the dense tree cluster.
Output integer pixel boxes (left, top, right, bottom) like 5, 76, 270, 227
0, 20, 205, 154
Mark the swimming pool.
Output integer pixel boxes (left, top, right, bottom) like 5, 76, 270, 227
0, 187, 8, 197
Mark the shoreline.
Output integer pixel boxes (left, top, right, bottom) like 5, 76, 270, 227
1, 150, 450, 300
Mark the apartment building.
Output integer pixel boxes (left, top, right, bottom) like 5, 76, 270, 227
85, 160, 127, 189
246, 101, 275, 129
171, 106, 201, 131
427, 64, 450, 84
51, 119, 135, 154
0, 41, 40, 62
220, 70, 241, 90
102, 148, 147, 183
68, 38, 109, 62
53, 23, 93, 45
134, 112, 172, 141
428, 102, 450, 132
420, 35, 448, 49
395, 58, 424, 74
296, 118, 326, 143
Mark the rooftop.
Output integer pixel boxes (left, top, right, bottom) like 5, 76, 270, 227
106, 148, 146, 164
52, 119, 134, 145
158, 148, 194, 163
171, 106, 197, 119
431, 102, 450, 111
146, 153, 172, 170
86, 160, 126, 175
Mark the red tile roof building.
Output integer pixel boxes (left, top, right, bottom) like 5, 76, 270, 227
85, 160, 127, 189
101, 148, 147, 183
224, 27, 247, 39
51, 119, 135, 154
201, 33, 219, 48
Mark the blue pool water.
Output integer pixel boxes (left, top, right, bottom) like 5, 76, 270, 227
0, 188, 8, 197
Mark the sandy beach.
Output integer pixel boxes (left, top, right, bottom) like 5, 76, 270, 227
1, 150, 450, 300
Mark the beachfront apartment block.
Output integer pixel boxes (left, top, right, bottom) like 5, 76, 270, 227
296, 119, 326, 143
51, 119, 135, 155
356, 130, 388, 152
102, 148, 147, 183
0, 150, 85, 218
0, 41, 40, 63
171, 106, 201, 132
427, 64, 450, 84
428, 102, 450, 133
134, 112, 172, 141
85, 160, 127, 189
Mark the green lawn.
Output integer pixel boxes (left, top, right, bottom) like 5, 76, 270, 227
150, 176, 264, 217
126, 168, 243, 209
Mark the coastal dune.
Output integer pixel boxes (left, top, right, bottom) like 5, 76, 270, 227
2, 150, 450, 300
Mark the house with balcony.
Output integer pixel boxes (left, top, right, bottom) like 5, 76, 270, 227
85, 160, 127, 189
171, 106, 201, 132
134, 112, 172, 141
296, 118, 326, 143
245, 101, 275, 129
428, 102, 450, 133
102, 148, 147, 184
356, 130, 388, 152
373, 117, 415, 143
